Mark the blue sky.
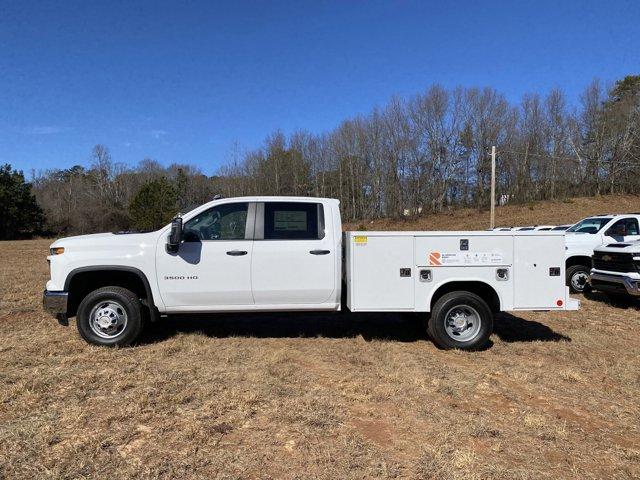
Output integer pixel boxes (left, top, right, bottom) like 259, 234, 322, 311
1, 0, 638, 176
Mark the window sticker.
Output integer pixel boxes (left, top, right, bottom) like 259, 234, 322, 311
274, 211, 307, 231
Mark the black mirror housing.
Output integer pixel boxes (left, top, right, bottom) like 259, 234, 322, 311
167, 217, 183, 253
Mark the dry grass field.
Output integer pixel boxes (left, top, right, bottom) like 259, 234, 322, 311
1, 194, 639, 479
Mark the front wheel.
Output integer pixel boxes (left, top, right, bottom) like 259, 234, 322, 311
427, 291, 493, 350
76, 286, 144, 346
566, 265, 590, 294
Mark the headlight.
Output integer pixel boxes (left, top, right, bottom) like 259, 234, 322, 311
50, 247, 65, 255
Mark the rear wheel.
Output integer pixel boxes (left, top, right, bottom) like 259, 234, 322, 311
76, 286, 144, 346
427, 291, 493, 350
567, 265, 590, 293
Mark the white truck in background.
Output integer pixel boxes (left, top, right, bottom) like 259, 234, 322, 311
44, 196, 578, 351
564, 214, 640, 292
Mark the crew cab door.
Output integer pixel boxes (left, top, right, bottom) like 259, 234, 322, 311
156, 202, 255, 309
603, 217, 640, 244
251, 201, 336, 305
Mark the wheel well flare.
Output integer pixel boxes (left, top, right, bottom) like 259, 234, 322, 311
65, 268, 152, 317
430, 281, 501, 312
566, 256, 592, 269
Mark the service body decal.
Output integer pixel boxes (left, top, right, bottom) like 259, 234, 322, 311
429, 252, 442, 265
429, 252, 503, 266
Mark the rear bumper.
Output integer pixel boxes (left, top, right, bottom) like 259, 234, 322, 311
43, 290, 69, 325
589, 271, 640, 297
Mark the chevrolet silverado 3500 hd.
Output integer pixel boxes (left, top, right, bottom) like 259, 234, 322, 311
44, 196, 579, 350
564, 214, 640, 293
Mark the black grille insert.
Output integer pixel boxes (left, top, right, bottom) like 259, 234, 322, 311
592, 252, 638, 273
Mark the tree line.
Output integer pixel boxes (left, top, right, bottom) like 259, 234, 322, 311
1, 75, 638, 239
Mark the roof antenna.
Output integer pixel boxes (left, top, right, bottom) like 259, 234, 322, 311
213, 194, 224, 200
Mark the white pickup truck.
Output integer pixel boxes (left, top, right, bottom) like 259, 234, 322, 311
564, 214, 640, 292
44, 196, 578, 350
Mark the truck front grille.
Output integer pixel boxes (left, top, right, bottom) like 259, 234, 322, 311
592, 252, 638, 273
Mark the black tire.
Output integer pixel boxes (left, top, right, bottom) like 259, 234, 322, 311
76, 286, 144, 347
427, 291, 493, 350
566, 265, 590, 293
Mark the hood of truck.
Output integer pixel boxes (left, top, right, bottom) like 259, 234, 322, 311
594, 240, 640, 255
48, 230, 164, 266
50, 231, 161, 249
564, 232, 603, 254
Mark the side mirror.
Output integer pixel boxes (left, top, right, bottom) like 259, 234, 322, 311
167, 217, 183, 253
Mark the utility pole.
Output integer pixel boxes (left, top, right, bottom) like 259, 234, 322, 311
490, 146, 496, 229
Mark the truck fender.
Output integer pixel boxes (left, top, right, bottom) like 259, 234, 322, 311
64, 265, 158, 321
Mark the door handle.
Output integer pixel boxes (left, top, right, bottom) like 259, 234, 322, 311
309, 249, 331, 255
226, 250, 248, 256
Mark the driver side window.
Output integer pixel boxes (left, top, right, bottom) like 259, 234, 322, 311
183, 203, 249, 241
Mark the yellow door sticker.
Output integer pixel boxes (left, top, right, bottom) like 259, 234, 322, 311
354, 235, 368, 245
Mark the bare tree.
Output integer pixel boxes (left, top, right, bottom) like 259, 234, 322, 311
31, 76, 640, 235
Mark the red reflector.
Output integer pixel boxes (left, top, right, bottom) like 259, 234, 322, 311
556, 299, 563, 307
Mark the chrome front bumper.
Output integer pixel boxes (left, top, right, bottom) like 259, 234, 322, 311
589, 271, 640, 297
43, 290, 69, 325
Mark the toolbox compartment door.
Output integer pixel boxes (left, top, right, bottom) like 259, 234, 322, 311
513, 235, 566, 309
349, 235, 414, 310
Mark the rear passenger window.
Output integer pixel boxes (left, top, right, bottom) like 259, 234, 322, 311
264, 202, 325, 240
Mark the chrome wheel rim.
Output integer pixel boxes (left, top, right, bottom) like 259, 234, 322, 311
571, 271, 588, 291
444, 305, 481, 342
89, 300, 128, 339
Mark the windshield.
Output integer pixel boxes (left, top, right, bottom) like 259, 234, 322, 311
566, 217, 612, 234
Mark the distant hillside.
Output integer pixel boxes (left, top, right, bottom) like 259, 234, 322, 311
343, 194, 640, 231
